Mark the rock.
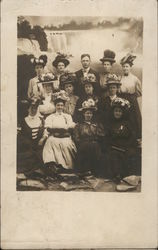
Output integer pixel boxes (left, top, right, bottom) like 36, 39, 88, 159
19, 179, 47, 190
122, 175, 141, 186
116, 183, 137, 192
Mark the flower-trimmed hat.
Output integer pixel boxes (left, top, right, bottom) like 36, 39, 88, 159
79, 98, 97, 112
112, 97, 131, 111
120, 53, 136, 66
31, 55, 47, 67
106, 74, 122, 87
82, 73, 97, 86
52, 52, 70, 68
100, 50, 116, 64
60, 72, 77, 89
52, 90, 70, 104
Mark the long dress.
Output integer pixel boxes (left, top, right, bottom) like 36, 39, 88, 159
73, 121, 105, 176
43, 112, 77, 169
64, 94, 79, 119
105, 118, 138, 179
120, 72, 142, 139
17, 114, 44, 174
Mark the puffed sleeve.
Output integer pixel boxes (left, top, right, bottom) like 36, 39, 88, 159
135, 76, 142, 97
63, 114, 76, 129
45, 114, 53, 128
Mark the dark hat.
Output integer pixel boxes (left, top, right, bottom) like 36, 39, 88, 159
106, 74, 122, 87
60, 72, 76, 88
79, 98, 97, 112
120, 53, 136, 66
100, 50, 116, 63
31, 55, 47, 67
52, 53, 70, 68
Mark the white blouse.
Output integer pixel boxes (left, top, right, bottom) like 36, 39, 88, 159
45, 112, 76, 130
120, 73, 142, 97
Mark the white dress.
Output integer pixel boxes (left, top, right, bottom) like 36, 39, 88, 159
43, 112, 77, 169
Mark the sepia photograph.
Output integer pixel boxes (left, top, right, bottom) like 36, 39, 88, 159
17, 16, 143, 192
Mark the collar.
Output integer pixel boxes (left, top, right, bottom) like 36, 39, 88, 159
82, 67, 90, 73
55, 111, 63, 115
109, 94, 117, 101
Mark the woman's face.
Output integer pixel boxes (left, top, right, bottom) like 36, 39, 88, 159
35, 64, 44, 76
103, 61, 112, 73
84, 84, 93, 95
84, 110, 93, 122
114, 107, 123, 119
29, 106, 38, 116
57, 62, 65, 73
65, 83, 74, 95
108, 84, 118, 96
55, 102, 64, 113
122, 63, 131, 75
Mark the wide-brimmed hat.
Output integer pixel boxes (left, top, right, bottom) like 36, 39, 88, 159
60, 72, 77, 89
30, 55, 47, 67
120, 53, 136, 66
52, 90, 70, 104
82, 73, 97, 86
52, 53, 70, 68
100, 50, 116, 63
79, 98, 97, 112
112, 97, 131, 111
106, 74, 122, 87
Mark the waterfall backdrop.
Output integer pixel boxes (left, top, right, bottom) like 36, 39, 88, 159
17, 16, 143, 102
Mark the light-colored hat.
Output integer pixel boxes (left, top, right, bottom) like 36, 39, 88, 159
79, 98, 97, 112
106, 74, 122, 86
52, 90, 70, 104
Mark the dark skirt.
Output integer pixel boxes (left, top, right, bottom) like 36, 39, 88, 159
75, 140, 106, 176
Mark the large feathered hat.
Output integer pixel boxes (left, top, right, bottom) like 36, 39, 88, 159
100, 50, 116, 64
52, 52, 70, 68
120, 53, 136, 66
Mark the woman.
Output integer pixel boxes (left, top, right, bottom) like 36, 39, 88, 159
99, 49, 116, 96
74, 74, 98, 122
17, 98, 44, 175
42, 90, 77, 171
27, 55, 47, 100
52, 52, 70, 91
105, 97, 138, 182
73, 99, 105, 177
60, 72, 79, 118
120, 53, 142, 140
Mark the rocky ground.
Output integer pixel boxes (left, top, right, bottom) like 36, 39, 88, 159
17, 171, 141, 192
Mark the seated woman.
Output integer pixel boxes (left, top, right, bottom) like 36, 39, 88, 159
73, 99, 105, 177
105, 97, 138, 182
17, 98, 44, 176
60, 72, 79, 119
74, 73, 99, 122
42, 90, 77, 172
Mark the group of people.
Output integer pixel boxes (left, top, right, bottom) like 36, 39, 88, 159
17, 50, 142, 184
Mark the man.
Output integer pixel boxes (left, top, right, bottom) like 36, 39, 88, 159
75, 54, 100, 97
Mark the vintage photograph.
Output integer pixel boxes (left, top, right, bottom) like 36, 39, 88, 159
17, 16, 142, 192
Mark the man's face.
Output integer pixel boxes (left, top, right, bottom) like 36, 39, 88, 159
81, 56, 91, 69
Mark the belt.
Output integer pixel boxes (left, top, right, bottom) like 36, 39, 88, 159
50, 132, 70, 138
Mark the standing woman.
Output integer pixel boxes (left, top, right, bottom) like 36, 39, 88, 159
52, 53, 70, 91
28, 55, 48, 100
120, 53, 142, 140
42, 91, 77, 171
99, 50, 116, 96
